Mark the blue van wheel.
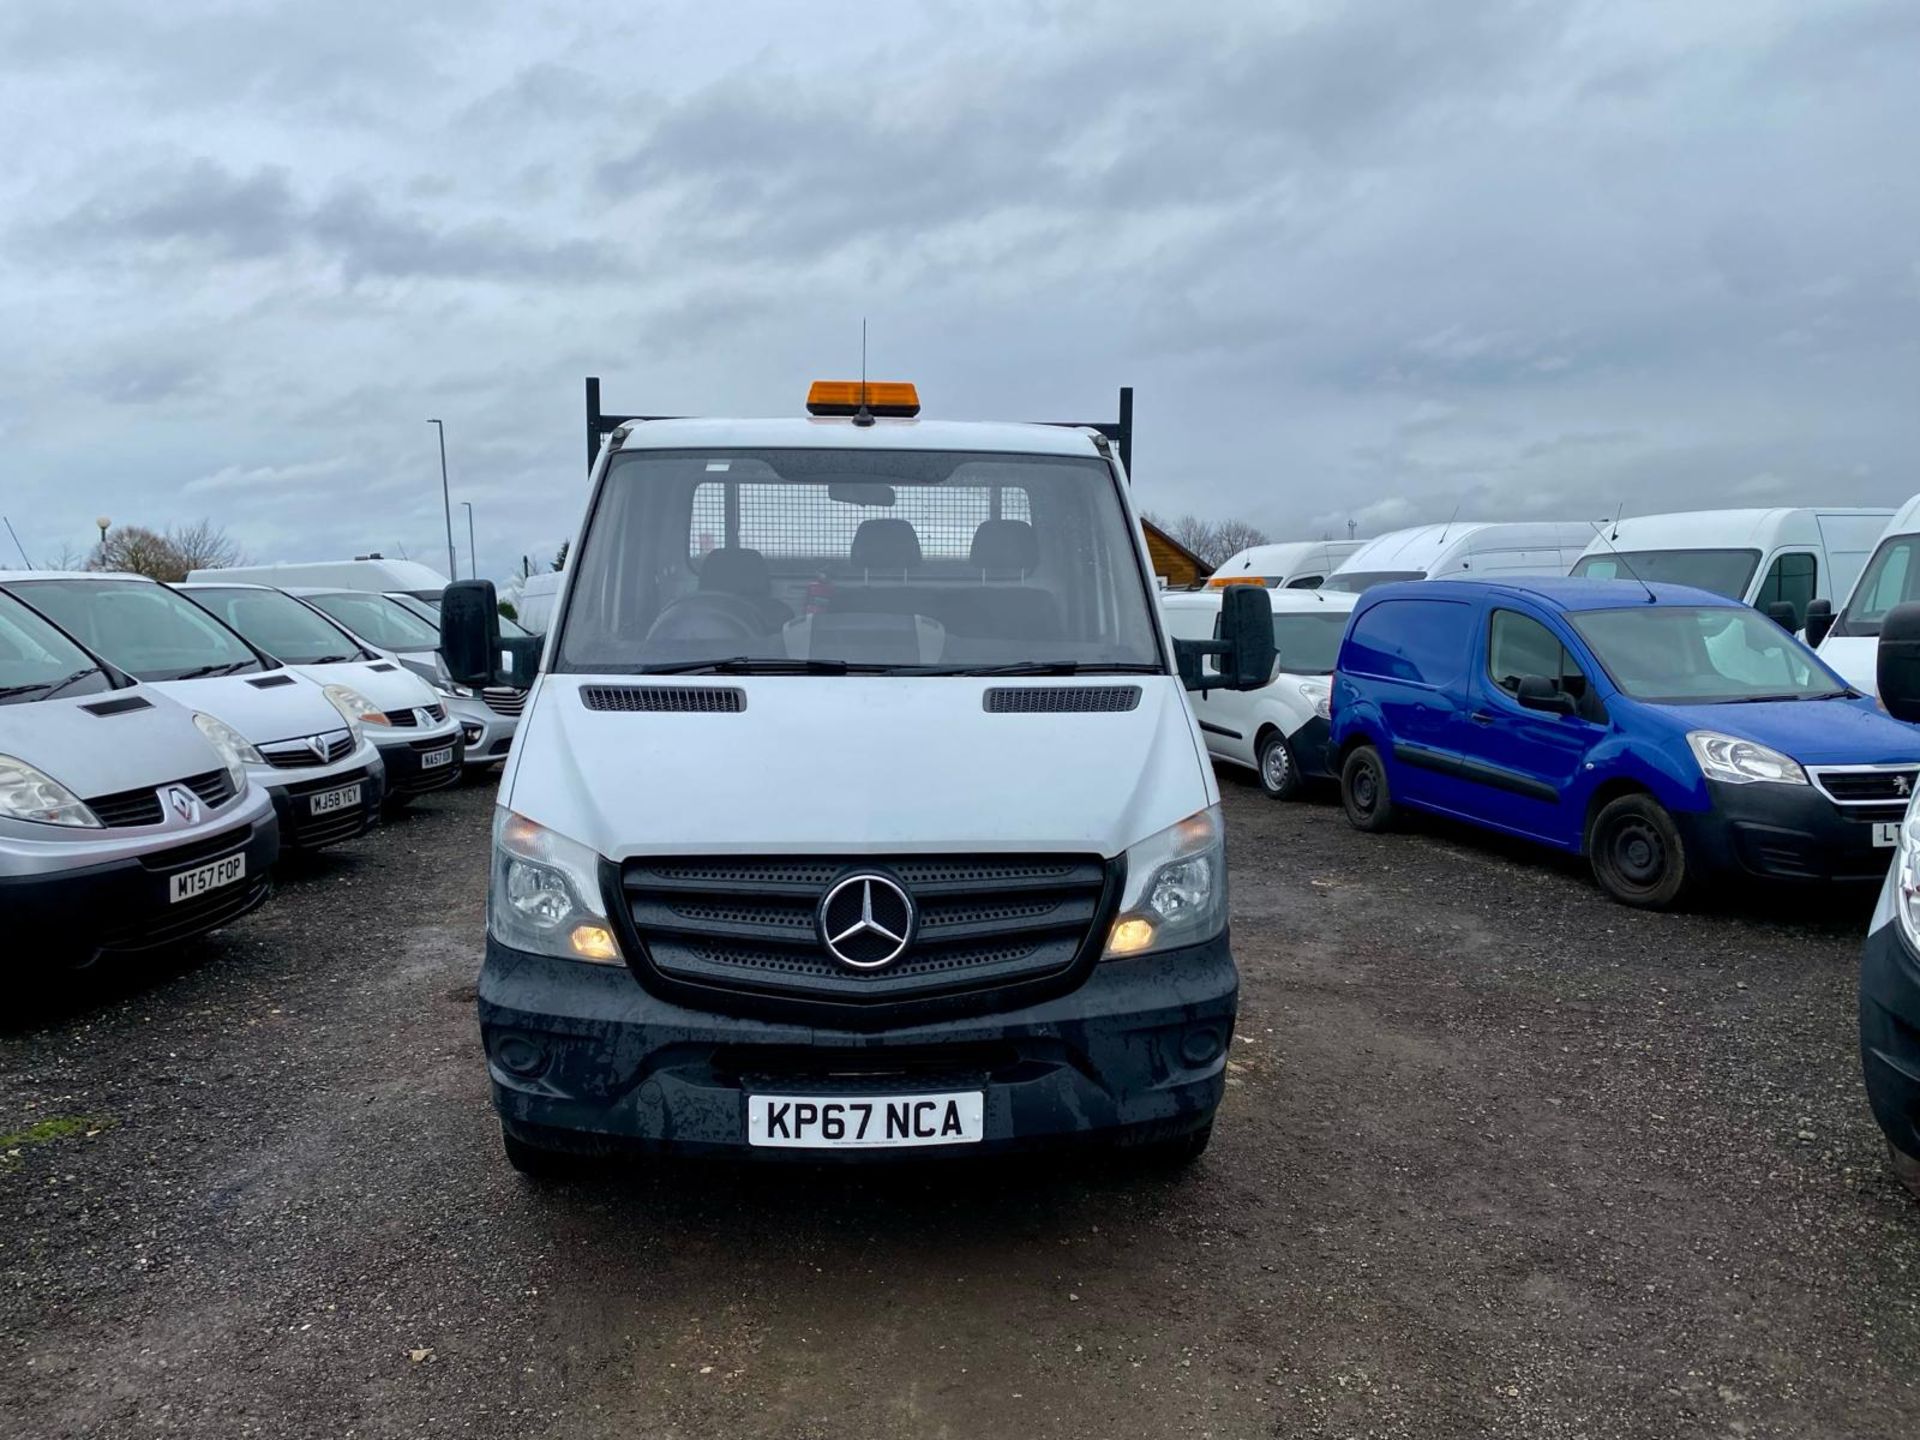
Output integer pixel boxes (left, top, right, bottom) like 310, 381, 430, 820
1340, 745, 1395, 833
1589, 794, 1690, 908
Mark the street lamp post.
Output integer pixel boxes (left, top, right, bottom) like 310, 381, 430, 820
95, 515, 110, 546
425, 419, 458, 583
460, 501, 476, 580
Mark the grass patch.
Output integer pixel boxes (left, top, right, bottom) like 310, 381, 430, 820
0, 1115, 114, 1153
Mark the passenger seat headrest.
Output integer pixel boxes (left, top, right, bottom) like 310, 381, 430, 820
850, 518, 922, 573
968, 519, 1039, 575
697, 547, 773, 597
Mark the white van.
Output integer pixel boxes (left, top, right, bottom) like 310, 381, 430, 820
0, 573, 386, 851
186, 557, 450, 603
437, 378, 1276, 1175
1207, 540, 1363, 591
1568, 507, 1892, 631
509, 572, 563, 634
1810, 496, 1920, 693
1322, 521, 1595, 593
1162, 587, 1358, 796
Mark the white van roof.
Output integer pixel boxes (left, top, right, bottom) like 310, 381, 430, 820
1580, 508, 1892, 553
1209, 540, 1364, 583
617, 415, 1108, 458
1332, 521, 1596, 575
185, 558, 450, 593
1162, 587, 1359, 616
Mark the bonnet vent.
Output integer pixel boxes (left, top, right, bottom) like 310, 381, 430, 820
983, 686, 1142, 714
367, 662, 398, 673
246, 674, 296, 689
581, 686, 746, 714
80, 695, 153, 717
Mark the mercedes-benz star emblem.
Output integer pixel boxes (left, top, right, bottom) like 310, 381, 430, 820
818, 873, 915, 971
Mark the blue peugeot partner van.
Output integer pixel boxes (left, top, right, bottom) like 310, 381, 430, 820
1329, 577, 1920, 908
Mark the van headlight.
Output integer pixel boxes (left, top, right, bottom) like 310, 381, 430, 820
489, 809, 621, 963
0, 755, 100, 827
192, 712, 262, 791
323, 683, 386, 734
1103, 805, 1227, 958
1297, 679, 1332, 720
1686, 731, 1808, 786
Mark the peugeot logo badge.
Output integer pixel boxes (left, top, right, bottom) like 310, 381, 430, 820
1898, 774, 1912, 798
164, 785, 200, 825
818, 873, 915, 971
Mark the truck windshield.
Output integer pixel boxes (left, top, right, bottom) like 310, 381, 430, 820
1568, 605, 1846, 703
1319, 570, 1423, 594
8, 578, 265, 682
557, 448, 1165, 674
0, 592, 114, 704
1833, 533, 1920, 638
1569, 548, 1759, 600
1270, 612, 1349, 675
185, 587, 368, 665
304, 592, 443, 652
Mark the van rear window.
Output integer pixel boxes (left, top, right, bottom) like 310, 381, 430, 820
1343, 599, 1473, 688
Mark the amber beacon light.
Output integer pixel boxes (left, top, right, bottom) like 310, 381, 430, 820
805, 380, 921, 417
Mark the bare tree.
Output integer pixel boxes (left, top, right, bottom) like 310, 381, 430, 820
1209, 519, 1271, 564
167, 519, 247, 573
89, 525, 187, 581
1141, 511, 1270, 569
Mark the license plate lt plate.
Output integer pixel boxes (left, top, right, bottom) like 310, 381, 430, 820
1873, 822, 1900, 848
169, 853, 245, 904
746, 1091, 984, 1149
421, 747, 454, 770
309, 782, 361, 816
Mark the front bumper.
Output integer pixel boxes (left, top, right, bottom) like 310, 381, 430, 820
1670, 779, 1899, 883
1861, 920, 1920, 1163
1290, 715, 1334, 779
479, 932, 1238, 1159
0, 811, 279, 968
262, 758, 385, 851
374, 727, 466, 799
447, 696, 518, 766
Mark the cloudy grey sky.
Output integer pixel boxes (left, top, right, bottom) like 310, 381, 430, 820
3, 0, 1917, 579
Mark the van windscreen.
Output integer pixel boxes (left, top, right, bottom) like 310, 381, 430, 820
1569, 548, 1759, 600
1834, 534, 1920, 638
1319, 570, 1423, 594
1568, 606, 1845, 703
557, 449, 1165, 674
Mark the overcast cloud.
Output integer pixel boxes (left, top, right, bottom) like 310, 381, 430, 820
2, 0, 1917, 578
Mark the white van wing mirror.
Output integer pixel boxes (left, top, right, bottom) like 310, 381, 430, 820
441, 579, 502, 689
1803, 597, 1834, 648
1879, 603, 1920, 723
1175, 586, 1276, 693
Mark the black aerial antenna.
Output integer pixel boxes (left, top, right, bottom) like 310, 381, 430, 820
1586, 517, 1657, 604
2, 516, 33, 569
1609, 501, 1623, 541
852, 318, 874, 428
1436, 502, 1461, 547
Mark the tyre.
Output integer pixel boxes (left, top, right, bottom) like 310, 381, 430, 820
1256, 731, 1300, 800
501, 1124, 592, 1179
1588, 793, 1690, 908
1891, 1141, 1920, 1203
1340, 745, 1395, 832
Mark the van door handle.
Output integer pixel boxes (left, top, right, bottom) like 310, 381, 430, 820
1470, 711, 1497, 725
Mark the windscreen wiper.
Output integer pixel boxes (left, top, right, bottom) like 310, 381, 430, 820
173, 660, 257, 679
638, 657, 883, 675
0, 667, 97, 698
307, 654, 356, 665
40, 667, 102, 697
901, 661, 1167, 676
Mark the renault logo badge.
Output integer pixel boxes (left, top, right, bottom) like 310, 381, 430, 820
164, 785, 201, 825
818, 873, 915, 971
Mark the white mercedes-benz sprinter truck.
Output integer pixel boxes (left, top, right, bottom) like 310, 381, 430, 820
442, 379, 1274, 1174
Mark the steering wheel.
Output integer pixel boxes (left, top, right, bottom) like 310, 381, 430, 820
643, 592, 766, 647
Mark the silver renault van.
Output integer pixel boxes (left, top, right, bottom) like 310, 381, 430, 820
0, 590, 277, 976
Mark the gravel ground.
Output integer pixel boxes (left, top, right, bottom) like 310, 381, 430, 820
1, 773, 1916, 1439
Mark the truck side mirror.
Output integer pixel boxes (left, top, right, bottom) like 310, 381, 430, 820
1803, 597, 1834, 648
1515, 675, 1577, 716
1878, 603, 1920, 723
1762, 600, 1797, 631
441, 579, 502, 689
1175, 586, 1277, 692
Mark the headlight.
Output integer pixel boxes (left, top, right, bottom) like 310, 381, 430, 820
1297, 679, 1332, 721
193, 711, 262, 794
1686, 731, 1808, 786
1103, 805, 1227, 958
0, 755, 100, 827
1894, 808, 1920, 951
431, 677, 476, 700
488, 809, 620, 963
323, 683, 387, 733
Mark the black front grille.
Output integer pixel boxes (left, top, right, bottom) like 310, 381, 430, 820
279, 767, 376, 848
984, 686, 1142, 713
384, 703, 446, 728
103, 877, 271, 951
87, 769, 237, 828
1814, 768, 1919, 804
483, 687, 526, 716
616, 853, 1117, 1013
262, 732, 354, 769
582, 686, 745, 713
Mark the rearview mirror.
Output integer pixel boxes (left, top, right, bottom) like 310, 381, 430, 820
829, 482, 897, 506
1762, 600, 1797, 631
1175, 586, 1277, 693
1803, 597, 1834, 648
1878, 602, 1920, 723
440, 579, 502, 689
1515, 675, 1577, 716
